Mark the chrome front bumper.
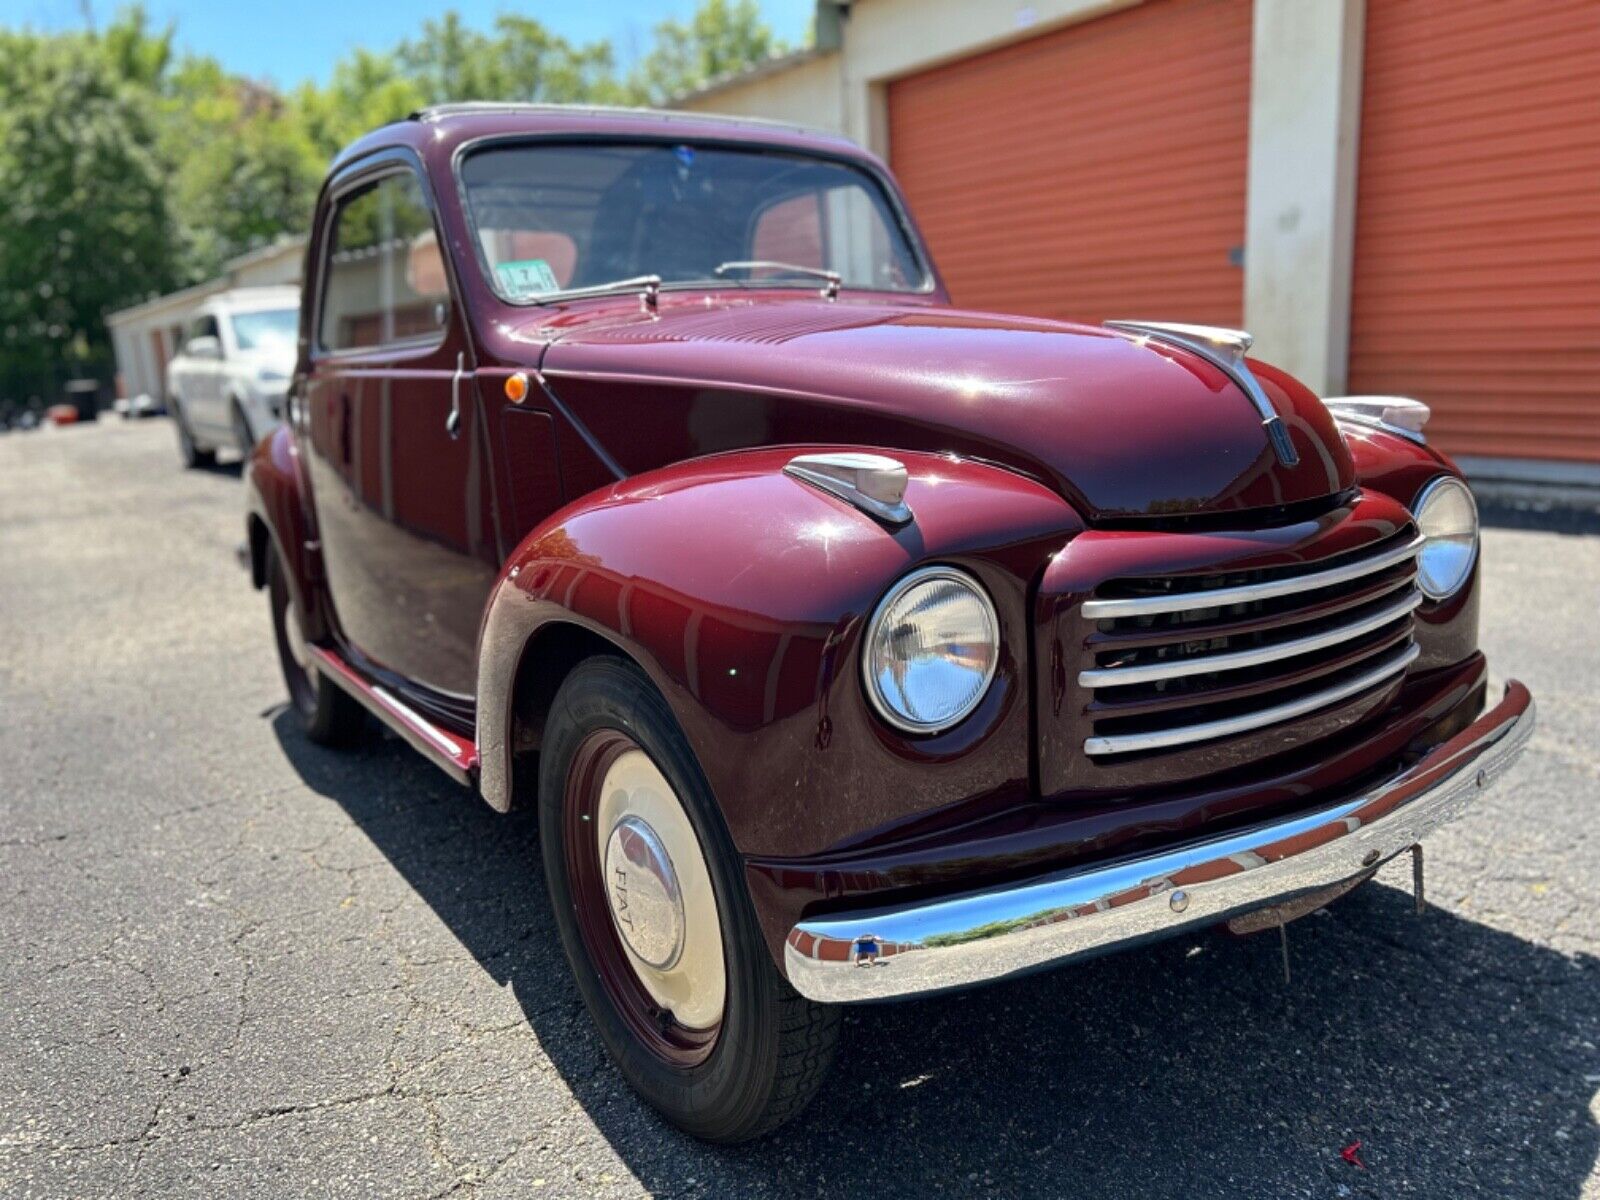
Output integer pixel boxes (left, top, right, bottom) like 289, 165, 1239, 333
784, 681, 1535, 1003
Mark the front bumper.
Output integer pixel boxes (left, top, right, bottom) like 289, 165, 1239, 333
784, 680, 1535, 1003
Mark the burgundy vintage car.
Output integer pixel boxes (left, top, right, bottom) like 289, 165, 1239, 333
245, 103, 1534, 1141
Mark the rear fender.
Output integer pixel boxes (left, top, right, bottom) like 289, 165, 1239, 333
244, 424, 329, 641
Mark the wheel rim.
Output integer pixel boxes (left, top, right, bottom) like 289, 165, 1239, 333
564, 731, 726, 1067
270, 564, 318, 717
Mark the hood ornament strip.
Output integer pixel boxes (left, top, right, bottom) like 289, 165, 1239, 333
1105, 320, 1300, 468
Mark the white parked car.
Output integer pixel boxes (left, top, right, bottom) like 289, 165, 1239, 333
166, 288, 299, 467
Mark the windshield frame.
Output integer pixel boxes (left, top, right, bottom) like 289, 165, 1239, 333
451, 133, 938, 307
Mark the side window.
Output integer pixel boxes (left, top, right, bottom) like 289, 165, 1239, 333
319, 171, 450, 352
185, 315, 218, 348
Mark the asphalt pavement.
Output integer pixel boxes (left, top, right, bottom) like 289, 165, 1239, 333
2, 418, 1597, 1199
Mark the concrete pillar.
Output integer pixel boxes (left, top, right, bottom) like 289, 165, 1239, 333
1243, 0, 1366, 396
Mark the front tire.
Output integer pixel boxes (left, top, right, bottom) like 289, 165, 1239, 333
173, 399, 215, 469
267, 548, 364, 746
539, 657, 839, 1142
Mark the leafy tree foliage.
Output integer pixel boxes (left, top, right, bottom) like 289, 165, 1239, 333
0, 1, 794, 411
634, 0, 788, 104
0, 21, 179, 403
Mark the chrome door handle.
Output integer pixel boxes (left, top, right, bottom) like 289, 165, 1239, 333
447, 352, 464, 439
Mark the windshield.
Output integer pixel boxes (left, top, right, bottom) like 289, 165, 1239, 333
230, 308, 299, 353
460, 142, 929, 302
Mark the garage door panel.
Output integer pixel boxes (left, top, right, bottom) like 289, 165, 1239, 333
888, 0, 1249, 329
1365, 0, 1592, 62
1349, 0, 1600, 464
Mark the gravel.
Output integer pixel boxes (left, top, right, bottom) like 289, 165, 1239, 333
2, 419, 1596, 1198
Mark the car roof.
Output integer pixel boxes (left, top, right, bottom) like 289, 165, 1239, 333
331, 102, 868, 175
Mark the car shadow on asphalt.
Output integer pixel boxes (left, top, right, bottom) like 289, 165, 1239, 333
273, 714, 1600, 1198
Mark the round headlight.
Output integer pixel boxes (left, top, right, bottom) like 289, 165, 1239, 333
863, 566, 999, 734
1414, 476, 1478, 600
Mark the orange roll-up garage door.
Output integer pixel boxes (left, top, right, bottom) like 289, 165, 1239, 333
886, 0, 1251, 327
1349, 0, 1600, 464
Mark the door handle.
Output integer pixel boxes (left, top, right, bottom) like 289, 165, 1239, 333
447, 352, 464, 440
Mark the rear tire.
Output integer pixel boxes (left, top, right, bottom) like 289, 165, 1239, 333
231, 400, 256, 460
267, 548, 364, 746
173, 399, 215, 469
538, 656, 839, 1142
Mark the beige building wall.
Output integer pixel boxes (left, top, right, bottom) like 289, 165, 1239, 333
677, 52, 846, 133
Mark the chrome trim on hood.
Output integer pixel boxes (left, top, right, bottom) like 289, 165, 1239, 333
1105, 319, 1301, 469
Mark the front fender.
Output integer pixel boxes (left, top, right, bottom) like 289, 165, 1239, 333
245, 424, 328, 641
476, 447, 1080, 861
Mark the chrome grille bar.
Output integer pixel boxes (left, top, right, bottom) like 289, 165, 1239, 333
1084, 643, 1419, 756
1081, 534, 1424, 620
1078, 590, 1422, 688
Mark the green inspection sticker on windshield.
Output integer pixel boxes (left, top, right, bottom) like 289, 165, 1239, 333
495, 258, 560, 300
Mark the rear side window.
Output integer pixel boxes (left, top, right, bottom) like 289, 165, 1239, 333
319, 171, 449, 352
184, 314, 219, 347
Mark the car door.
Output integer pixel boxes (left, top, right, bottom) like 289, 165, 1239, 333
179, 314, 223, 434
201, 314, 230, 432
300, 153, 499, 704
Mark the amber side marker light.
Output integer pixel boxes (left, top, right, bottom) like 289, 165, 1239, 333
505, 372, 530, 404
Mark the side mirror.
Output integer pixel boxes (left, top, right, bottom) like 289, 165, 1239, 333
187, 335, 222, 360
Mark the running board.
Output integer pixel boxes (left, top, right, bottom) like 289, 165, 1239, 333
310, 647, 479, 785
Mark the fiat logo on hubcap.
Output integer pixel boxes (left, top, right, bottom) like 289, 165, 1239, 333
604, 815, 685, 970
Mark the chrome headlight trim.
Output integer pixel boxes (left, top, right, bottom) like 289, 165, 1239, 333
861, 565, 1000, 735
1412, 475, 1479, 600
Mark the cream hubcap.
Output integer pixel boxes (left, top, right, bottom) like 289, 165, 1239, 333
596, 750, 725, 1031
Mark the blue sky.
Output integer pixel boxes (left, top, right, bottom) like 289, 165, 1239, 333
12, 1, 817, 87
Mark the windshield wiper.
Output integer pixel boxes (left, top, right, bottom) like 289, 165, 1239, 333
535, 274, 662, 307
714, 260, 841, 300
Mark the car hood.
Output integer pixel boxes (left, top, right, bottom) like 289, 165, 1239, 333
237, 346, 296, 379
536, 297, 1354, 520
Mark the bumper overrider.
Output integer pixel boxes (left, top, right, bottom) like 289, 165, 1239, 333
785, 681, 1535, 1003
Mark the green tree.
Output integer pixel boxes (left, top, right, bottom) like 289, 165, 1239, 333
633, 0, 788, 104
397, 12, 616, 105
0, 29, 178, 403
162, 58, 323, 279
290, 50, 428, 161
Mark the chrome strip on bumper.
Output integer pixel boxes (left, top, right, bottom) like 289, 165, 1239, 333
785, 681, 1534, 1004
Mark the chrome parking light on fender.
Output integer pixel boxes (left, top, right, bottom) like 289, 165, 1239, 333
785, 681, 1534, 1004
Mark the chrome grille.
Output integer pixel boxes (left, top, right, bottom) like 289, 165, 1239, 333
1081, 530, 1423, 757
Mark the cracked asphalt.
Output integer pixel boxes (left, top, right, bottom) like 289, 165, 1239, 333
2, 418, 1597, 1199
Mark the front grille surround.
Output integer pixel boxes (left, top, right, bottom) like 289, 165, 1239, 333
1080, 528, 1422, 758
